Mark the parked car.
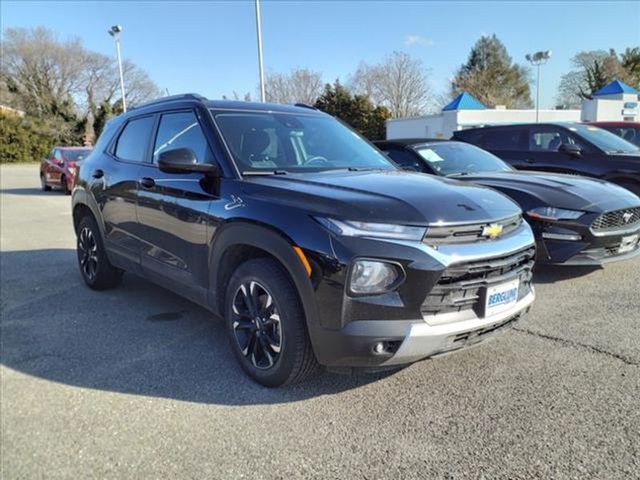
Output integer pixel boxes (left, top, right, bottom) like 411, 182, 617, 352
452, 122, 640, 196
588, 121, 640, 147
40, 146, 93, 194
71, 94, 537, 387
376, 139, 640, 266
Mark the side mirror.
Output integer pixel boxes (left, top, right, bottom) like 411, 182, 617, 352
157, 148, 219, 175
558, 143, 582, 158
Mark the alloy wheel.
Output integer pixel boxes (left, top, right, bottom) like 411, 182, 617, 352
231, 281, 283, 370
78, 226, 98, 281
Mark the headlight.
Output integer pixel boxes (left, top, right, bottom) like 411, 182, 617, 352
527, 207, 584, 221
349, 260, 403, 295
315, 217, 426, 241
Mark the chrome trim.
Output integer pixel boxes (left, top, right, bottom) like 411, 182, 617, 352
382, 291, 535, 365
374, 222, 535, 268
590, 225, 640, 237
424, 213, 522, 228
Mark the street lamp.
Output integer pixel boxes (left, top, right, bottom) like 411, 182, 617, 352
525, 50, 551, 123
255, 0, 265, 102
108, 25, 127, 113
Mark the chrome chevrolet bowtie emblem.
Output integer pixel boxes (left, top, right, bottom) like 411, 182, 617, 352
622, 212, 633, 224
482, 223, 504, 239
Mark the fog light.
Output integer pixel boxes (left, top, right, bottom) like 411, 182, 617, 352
349, 260, 402, 295
542, 232, 582, 241
373, 342, 385, 354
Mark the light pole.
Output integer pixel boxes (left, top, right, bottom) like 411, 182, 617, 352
108, 25, 127, 113
525, 50, 551, 123
255, 0, 265, 102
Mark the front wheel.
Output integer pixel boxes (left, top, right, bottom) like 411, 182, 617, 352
225, 258, 318, 387
76, 215, 123, 290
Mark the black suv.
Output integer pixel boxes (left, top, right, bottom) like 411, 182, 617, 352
453, 122, 640, 196
72, 94, 536, 386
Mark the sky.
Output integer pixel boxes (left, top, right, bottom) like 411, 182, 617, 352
2, 0, 639, 109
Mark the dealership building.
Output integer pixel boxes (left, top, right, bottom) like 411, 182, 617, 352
386, 80, 639, 140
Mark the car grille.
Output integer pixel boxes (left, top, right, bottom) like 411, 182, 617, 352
423, 215, 522, 246
421, 247, 535, 317
591, 207, 640, 233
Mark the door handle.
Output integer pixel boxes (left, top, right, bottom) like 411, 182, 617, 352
524, 158, 535, 164
140, 177, 156, 189
92, 169, 104, 179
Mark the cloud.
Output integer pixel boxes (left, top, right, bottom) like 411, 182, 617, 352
404, 35, 435, 47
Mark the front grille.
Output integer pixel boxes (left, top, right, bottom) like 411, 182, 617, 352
591, 207, 640, 233
421, 247, 535, 317
423, 215, 522, 246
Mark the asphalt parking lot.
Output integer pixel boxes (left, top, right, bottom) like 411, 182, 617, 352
1, 164, 639, 479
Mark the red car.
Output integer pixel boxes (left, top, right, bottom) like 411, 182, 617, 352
588, 122, 640, 147
40, 146, 92, 194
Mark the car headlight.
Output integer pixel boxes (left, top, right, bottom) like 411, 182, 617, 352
527, 207, 584, 221
315, 217, 426, 241
349, 260, 404, 295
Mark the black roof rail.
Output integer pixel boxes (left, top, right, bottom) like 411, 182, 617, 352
132, 93, 208, 110
293, 103, 318, 111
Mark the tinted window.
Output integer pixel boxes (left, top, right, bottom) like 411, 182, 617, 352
569, 124, 640, 154
528, 126, 586, 152
483, 128, 524, 151
114, 116, 155, 162
213, 111, 394, 173
384, 148, 424, 172
415, 142, 512, 176
153, 111, 212, 163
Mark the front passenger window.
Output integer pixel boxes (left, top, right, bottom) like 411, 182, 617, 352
153, 111, 212, 163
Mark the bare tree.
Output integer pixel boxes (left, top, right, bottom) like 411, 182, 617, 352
1, 27, 86, 119
264, 68, 323, 105
350, 51, 432, 118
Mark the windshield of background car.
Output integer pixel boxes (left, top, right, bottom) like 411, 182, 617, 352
416, 142, 512, 175
212, 111, 396, 173
569, 124, 640, 154
61, 149, 92, 162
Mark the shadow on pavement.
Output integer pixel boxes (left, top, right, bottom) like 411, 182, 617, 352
532, 264, 601, 284
0, 187, 63, 196
0, 248, 392, 406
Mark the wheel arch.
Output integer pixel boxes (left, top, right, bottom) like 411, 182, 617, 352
209, 221, 322, 353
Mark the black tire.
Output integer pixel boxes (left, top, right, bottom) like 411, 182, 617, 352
224, 258, 319, 387
61, 175, 71, 195
40, 174, 51, 191
76, 215, 123, 290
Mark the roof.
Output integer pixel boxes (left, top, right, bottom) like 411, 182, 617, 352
129, 93, 324, 116
442, 92, 486, 111
588, 121, 640, 127
593, 80, 638, 96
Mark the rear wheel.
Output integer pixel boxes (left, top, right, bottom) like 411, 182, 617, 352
76, 215, 123, 290
224, 258, 318, 387
40, 174, 51, 191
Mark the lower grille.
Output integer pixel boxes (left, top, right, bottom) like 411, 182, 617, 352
421, 247, 535, 317
591, 207, 640, 233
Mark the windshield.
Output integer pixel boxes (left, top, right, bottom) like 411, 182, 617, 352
212, 111, 395, 174
568, 124, 640, 154
62, 149, 92, 162
415, 142, 512, 176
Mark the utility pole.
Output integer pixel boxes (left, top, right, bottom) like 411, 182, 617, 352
525, 50, 551, 123
255, 0, 266, 102
108, 25, 127, 112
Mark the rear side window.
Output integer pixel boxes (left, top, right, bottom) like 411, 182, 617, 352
114, 116, 155, 162
153, 111, 212, 163
482, 128, 524, 151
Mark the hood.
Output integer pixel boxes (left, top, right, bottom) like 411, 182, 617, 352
455, 171, 640, 213
242, 170, 521, 225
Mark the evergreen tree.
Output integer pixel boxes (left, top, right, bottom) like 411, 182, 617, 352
451, 35, 532, 108
314, 81, 390, 140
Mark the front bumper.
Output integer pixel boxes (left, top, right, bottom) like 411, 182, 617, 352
533, 219, 640, 266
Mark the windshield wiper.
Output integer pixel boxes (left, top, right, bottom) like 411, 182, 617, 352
242, 170, 288, 176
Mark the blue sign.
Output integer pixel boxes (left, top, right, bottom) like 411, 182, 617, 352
624, 102, 638, 109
